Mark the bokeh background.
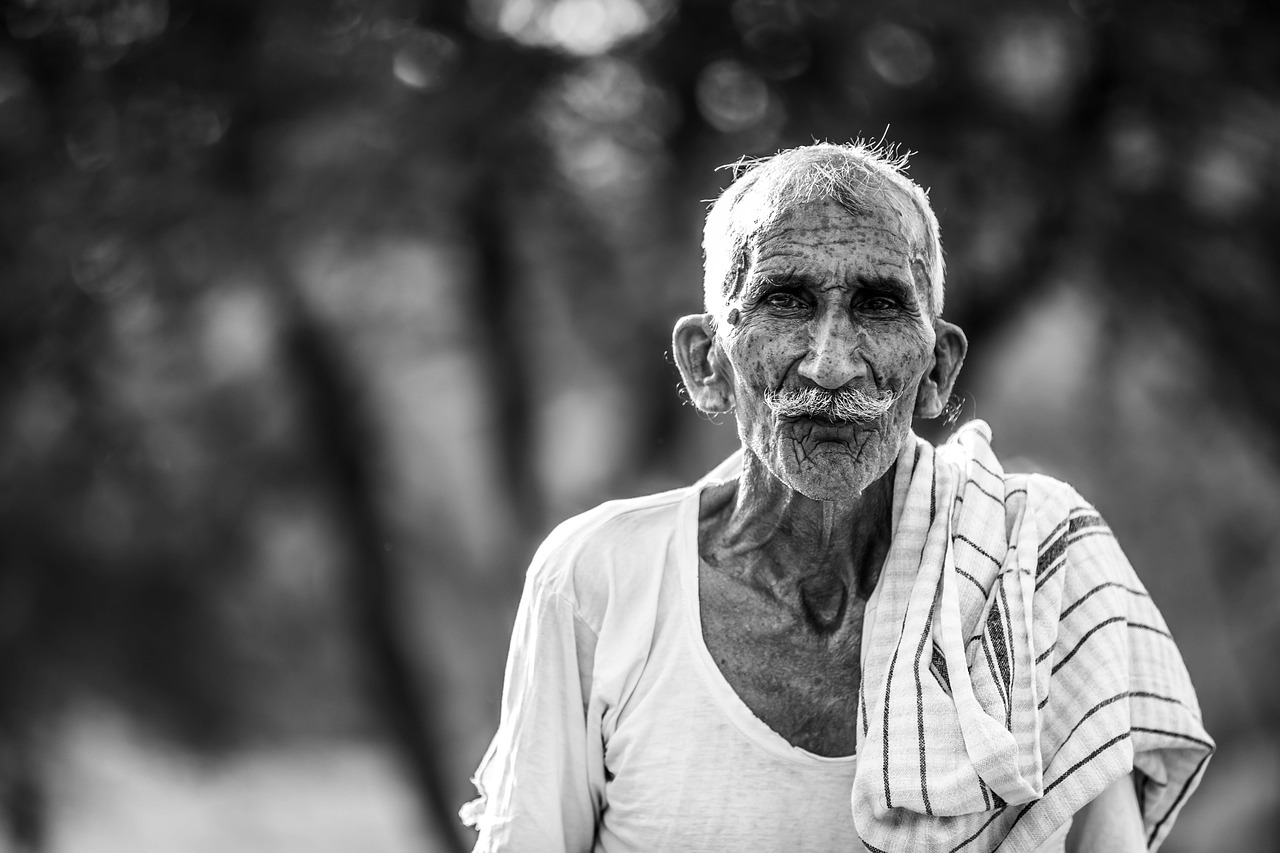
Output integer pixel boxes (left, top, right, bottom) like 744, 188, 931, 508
3, 0, 1279, 850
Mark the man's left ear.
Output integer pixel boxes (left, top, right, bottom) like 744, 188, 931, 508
915, 320, 968, 419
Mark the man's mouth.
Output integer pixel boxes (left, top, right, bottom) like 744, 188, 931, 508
783, 414, 854, 427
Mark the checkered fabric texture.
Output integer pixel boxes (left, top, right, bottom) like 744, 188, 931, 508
851, 420, 1213, 852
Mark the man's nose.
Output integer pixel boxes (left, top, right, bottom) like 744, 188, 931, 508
797, 312, 867, 390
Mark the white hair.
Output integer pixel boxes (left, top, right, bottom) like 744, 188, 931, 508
764, 384, 903, 424
702, 140, 946, 322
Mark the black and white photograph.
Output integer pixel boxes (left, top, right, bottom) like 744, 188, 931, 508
2, 1, 1276, 851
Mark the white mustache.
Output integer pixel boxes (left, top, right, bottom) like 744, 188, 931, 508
764, 386, 902, 424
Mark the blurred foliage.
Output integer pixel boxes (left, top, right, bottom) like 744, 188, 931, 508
2, 0, 1280, 850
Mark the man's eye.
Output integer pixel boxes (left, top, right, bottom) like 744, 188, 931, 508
860, 294, 900, 312
763, 292, 806, 310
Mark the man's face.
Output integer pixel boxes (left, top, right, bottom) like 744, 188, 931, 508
717, 195, 937, 500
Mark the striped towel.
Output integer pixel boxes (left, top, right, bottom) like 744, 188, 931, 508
852, 420, 1213, 852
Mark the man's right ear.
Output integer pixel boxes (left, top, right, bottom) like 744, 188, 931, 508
673, 314, 735, 414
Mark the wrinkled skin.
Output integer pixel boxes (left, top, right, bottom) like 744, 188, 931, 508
673, 194, 967, 756
721, 197, 940, 500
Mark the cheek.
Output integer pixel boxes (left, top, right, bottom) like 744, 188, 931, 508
865, 325, 934, 385
729, 327, 797, 386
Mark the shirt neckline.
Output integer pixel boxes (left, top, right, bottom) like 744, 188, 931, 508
676, 483, 860, 767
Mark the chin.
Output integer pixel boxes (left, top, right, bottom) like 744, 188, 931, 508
772, 443, 890, 501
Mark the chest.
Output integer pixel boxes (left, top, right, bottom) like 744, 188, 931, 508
698, 565, 866, 757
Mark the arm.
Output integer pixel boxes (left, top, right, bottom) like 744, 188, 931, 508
1065, 772, 1146, 853
463, 580, 604, 853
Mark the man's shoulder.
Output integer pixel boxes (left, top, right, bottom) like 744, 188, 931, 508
526, 485, 695, 605
1002, 470, 1112, 544
540, 486, 695, 554
943, 421, 1097, 520
1001, 470, 1131, 580
1003, 470, 1094, 515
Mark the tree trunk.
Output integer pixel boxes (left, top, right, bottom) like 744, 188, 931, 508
271, 267, 467, 853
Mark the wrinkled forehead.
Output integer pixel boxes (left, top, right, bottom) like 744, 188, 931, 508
749, 186, 934, 292
761, 184, 926, 241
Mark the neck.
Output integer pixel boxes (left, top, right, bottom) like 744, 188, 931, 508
703, 449, 896, 618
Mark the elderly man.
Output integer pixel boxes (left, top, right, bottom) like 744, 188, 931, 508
461, 143, 1211, 852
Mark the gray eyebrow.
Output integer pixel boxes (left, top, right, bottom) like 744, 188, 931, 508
739, 266, 806, 300
739, 263, 922, 309
851, 273, 916, 301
